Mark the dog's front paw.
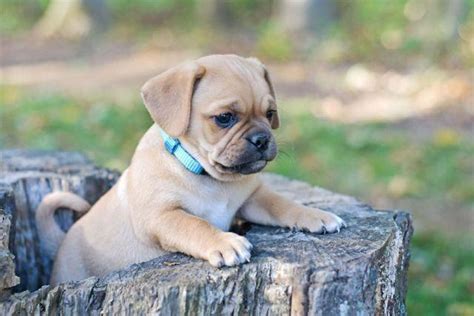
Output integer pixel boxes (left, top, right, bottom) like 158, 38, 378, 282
296, 208, 346, 234
206, 232, 253, 268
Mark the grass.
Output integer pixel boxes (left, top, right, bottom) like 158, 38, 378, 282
409, 235, 474, 315
1, 87, 473, 314
0, 87, 151, 169
269, 102, 474, 207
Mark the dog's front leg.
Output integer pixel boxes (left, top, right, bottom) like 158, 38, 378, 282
238, 184, 346, 233
151, 208, 252, 267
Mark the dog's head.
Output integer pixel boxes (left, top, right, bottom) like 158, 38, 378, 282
141, 54, 279, 181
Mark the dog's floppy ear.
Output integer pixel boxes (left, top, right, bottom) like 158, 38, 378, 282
263, 66, 280, 129
247, 57, 280, 129
141, 62, 206, 137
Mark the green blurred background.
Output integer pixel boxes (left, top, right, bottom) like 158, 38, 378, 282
0, 0, 473, 314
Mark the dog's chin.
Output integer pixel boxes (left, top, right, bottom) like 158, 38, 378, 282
216, 160, 267, 175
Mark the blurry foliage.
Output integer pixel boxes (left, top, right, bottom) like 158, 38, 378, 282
0, 0, 45, 32
108, 0, 195, 31
269, 101, 474, 206
333, 0, 411, 61
0, 87, 151, 169
1, 0, 472, 66
331, 0, 474, 66
409, 234, 474, 315
256, 22, 293, 61
214, 0, 274, 29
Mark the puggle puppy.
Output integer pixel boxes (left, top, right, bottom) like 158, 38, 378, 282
36, 54, 345, 285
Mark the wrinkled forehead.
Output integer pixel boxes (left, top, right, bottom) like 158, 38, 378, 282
193, 56, 273, 110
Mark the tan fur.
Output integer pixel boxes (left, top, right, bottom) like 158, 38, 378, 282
141, 62, 206, 137
38, 55, 345, 285
36, 192, 91, 258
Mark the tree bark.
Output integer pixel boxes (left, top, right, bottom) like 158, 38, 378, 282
0, 150, 412, 315
0, 149, 119, 292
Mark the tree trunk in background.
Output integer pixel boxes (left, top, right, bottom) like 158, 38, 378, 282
33, 0, 108, 39
276, 0, 335, 36
0, 150, 413, 315
445, 0, 464, 42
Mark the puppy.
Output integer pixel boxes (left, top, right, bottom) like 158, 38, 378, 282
36, 55, 345, 285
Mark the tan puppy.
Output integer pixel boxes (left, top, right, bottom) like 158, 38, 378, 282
36, 55, 345, 285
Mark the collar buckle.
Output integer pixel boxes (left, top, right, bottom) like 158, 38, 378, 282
159, 127, 205, 175
164, 138, 180, 154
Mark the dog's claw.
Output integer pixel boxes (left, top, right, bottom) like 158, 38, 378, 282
208, 232, 253, 267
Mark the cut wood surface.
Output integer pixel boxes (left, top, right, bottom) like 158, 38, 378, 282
0, 150, 412, 315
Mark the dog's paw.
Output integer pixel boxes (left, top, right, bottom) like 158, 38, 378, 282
206, 232, 253, 268
296, 208, 346, 234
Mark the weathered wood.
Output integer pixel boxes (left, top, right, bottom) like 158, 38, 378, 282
0, 183, 19, 297
0, 150, 413, 315
0, 149, 120, 292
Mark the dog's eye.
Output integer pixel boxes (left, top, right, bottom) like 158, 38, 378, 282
266, 110, 276, 121
214, 112, 236, 128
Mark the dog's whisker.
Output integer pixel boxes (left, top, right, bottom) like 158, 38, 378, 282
276, 150, 292, 159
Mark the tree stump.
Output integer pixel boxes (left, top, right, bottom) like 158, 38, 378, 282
0, 150, 413, 315
0, 150, 119, 293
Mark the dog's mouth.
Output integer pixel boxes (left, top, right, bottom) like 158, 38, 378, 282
216, 160, 267, 175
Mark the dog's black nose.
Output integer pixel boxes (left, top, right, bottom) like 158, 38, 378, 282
247, 132, 270, 152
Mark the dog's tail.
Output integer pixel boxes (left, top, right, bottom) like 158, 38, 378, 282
36, 192, 91, 258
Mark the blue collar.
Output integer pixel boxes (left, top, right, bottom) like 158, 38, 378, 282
159, 128, 205, 175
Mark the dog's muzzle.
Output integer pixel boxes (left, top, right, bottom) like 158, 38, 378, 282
223, 131, 277, 175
